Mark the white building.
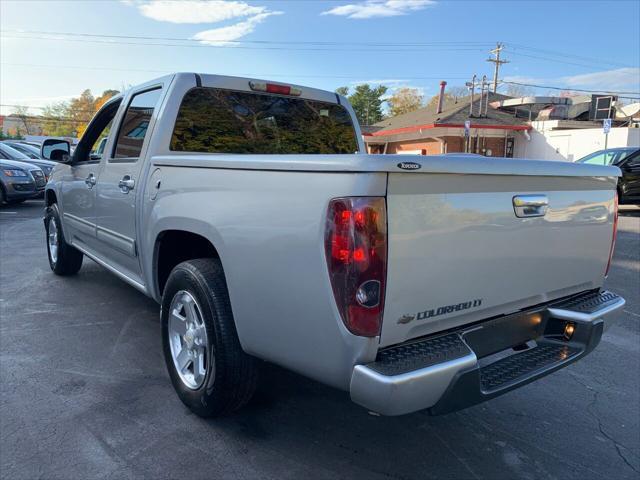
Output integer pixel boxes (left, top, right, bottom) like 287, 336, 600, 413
515, 124, 640, 162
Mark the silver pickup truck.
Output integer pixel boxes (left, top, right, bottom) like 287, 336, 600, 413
42, 72, 625, 417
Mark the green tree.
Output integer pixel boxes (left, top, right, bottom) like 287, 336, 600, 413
42, 102, 75, 137
335, 84, 388, 125
335, 86, 350, 97
41, 88, 119, 138
388, 87, 424, 117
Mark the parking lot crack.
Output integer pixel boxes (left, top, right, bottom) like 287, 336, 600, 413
568, 373, 639, 474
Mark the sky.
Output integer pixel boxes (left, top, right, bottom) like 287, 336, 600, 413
1, 0, 639, 116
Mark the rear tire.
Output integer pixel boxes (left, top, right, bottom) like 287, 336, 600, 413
161, 258, 259, 417
45, 203, 83, 275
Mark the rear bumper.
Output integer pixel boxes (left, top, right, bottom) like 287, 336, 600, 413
350, 289, 625, 416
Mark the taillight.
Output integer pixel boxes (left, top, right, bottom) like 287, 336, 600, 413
605, 190, 619, 277
325, 197, 387, 337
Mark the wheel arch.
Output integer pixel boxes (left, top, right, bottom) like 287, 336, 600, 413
45, 188, 57, 207
153, 229, 222, 298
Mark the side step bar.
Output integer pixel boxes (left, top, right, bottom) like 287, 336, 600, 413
350, 289, 624, 416
547, 290, 625, 323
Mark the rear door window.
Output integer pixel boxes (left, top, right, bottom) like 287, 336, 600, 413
113, 88, 162, 160
170, 87, 358, 154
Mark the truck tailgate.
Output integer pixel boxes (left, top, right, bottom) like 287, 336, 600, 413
381, 172, 617, 347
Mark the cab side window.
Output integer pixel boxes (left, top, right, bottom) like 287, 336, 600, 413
113, 88, 162, 160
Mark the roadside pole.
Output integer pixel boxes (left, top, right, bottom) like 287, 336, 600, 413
603, 118, 611, 150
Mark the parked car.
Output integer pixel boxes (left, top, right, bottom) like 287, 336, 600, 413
0, 159, 46, 204
0, 142, 57, 185
0, 143, 56, 181
41, 73, 625, 418
2, 140, 43, 159
576, 147, 640, 204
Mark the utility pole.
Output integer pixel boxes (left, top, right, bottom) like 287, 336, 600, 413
487, 42, 509, 93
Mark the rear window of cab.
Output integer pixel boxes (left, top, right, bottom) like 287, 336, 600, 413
170, 87, 358, 155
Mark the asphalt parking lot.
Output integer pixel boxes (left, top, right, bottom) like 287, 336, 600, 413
1, 200, 638, 480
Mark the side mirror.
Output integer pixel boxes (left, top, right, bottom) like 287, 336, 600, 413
41, 139, 71, 162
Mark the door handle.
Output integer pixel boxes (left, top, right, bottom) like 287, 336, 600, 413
118, 175, 135, 194
85, 173, 96, 189
513, 194, 548, 218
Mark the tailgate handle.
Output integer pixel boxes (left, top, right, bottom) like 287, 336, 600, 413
513, 195, 548, 218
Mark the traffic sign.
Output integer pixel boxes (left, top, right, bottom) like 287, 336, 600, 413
603, 118, 612, 134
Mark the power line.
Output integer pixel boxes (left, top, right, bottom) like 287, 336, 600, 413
1, 33, 489, 53
3, 30, 494, 48
0, 63, 471, 81
1, 104, 99, 115
3, 112, 94, 121
506, 43, 634, 69
506, 50, 635, 71
7, 30, 635, 70
499, 80, 640, 98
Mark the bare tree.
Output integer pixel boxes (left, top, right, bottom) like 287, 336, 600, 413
447, 86, 468, 99
504, 83, 535, 98
12, 106, 34, 135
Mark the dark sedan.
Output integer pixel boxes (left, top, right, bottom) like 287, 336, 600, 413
0, 159, 45, 205
0, 143, 56, 181
577, 147, 640, 205
2, 141, 43, 159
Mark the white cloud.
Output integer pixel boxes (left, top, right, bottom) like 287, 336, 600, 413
322, 0, 436, 19
124, 1, 283, 44
561, 68, 640, 91
129, 0, 269, 24
192, 11, 282, 45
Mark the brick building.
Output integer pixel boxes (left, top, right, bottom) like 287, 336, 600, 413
364, 88, 530, 157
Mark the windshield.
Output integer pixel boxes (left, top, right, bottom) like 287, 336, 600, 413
0, 143, 31, 160
577, 148, 637, 165
171, 87, 359, 154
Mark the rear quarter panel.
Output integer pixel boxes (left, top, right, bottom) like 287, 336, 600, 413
141, 163, 386, 390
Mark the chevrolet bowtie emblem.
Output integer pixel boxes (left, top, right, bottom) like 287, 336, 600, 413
397, 314, 416, 325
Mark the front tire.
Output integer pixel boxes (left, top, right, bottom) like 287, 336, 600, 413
45, 203, 83, 275
161, 258, 259, 417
